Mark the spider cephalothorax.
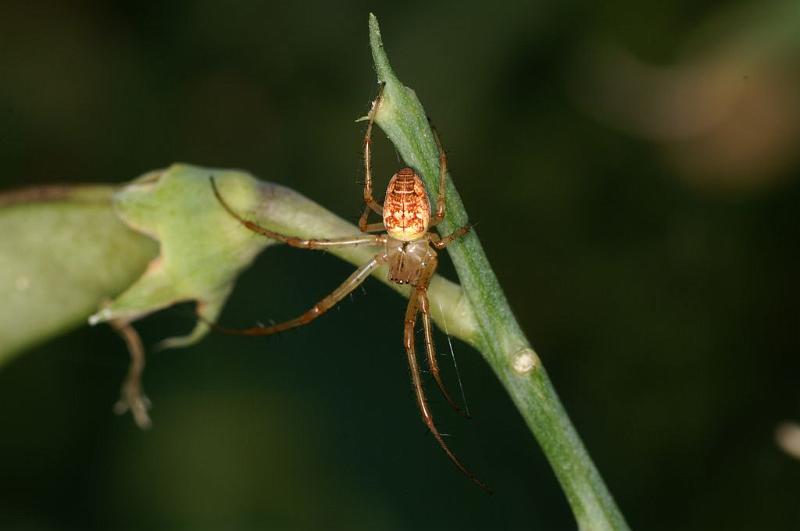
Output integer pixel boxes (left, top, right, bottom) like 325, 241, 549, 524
210, 83, 487, 492
385, 238, 436, 286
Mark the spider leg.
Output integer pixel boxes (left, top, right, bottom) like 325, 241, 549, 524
361, 223, 387, 233
362, 83, 386, 218
418, 290, 469, 418
358, 204, 385, 233
404, 290, 492, 493
212, 178, 384, 249
431, 224, 471, 249
109, 319, 152, 429
428, 121, 448, 227
212, 256, 384, 336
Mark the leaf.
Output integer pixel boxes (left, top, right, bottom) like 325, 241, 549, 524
88, 164, 274, 349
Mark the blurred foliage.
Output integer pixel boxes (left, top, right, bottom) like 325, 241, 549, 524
0, 1, 799, 530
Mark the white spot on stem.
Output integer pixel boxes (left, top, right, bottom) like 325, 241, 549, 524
512, 348, 539, 374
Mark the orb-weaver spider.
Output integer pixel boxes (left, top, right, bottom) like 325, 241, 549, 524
211, 84, 489, 492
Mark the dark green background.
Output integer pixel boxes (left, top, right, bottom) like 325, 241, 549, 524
1, 1, 799, 530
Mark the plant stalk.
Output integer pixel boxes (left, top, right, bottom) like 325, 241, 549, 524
368, 14, 630, 530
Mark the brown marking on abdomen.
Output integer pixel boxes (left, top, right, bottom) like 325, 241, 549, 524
383, 168, 431, 241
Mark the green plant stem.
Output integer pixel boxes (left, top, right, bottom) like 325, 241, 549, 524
369, 14, 629, 531
0, 170, 478, 362
1, 18, 631, 527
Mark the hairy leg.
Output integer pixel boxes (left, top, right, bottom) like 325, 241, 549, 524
212, 256, 384, 336
428, 122, 448, 227
359, 204, 386, 233
212, 178, 383, 249
362, 83, 386, 219
418, 291, 468, 417
431, 224, 471, 249
403, 290, 491, 493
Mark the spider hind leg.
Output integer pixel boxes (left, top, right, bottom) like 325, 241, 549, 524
419, 291, 469, 418
404, 290, 492, 494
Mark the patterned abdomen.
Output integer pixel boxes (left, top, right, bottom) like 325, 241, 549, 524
383, 168, 431, 241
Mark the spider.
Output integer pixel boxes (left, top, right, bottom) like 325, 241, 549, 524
210, 84, 489, 493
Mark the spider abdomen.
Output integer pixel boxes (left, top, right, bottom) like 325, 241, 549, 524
383, 168, 431, 242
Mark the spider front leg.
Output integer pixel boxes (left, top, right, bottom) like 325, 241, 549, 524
212, 255, 385, 336
358, 204, 386, 233
211, 178, 383, 248
428, 122, 448, 228
430, 224, 471, 249
403, 282, 491, 493
359, 83, 386, 232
